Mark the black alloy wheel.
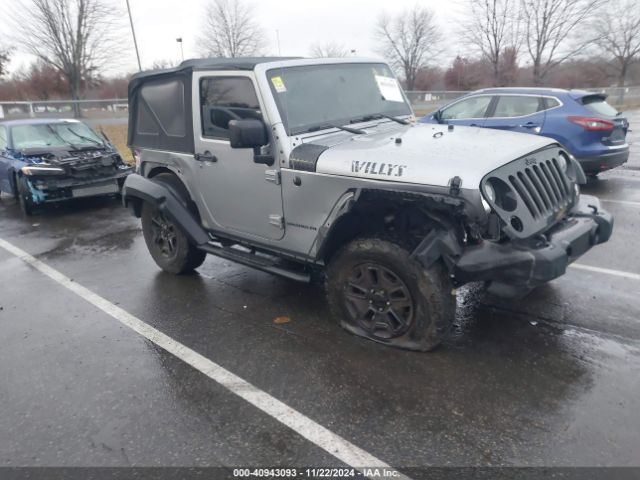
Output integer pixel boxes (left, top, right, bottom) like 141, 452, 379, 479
150, 211, 179, 260
344, 262, 414, 340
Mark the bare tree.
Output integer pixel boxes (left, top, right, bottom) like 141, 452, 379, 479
0, 46, 11, 78
521, 0, 603, 85
592, 0, 640, 87
463, 0, 521, 86
199, 0, 265, 58
374, 6, 442, 90
12, 0, 121, 112
151, 59, 179, 70
309, 42, 350, 58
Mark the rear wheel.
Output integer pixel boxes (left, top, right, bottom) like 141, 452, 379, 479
325, 237, 455, 351
140, 174, 206, 274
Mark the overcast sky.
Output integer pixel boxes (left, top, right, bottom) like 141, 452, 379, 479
4, 0, 466, 76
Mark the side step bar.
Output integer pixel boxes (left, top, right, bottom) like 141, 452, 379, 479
199, 242, 311, 283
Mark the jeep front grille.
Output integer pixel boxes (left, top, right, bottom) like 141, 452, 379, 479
507, 158, 571, 220
481, 147, 577, 239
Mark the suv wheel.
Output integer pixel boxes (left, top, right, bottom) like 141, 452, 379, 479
325, 237, 455, 351
140, 174, 206, 274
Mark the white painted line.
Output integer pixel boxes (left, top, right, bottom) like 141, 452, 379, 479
600, 198, 640, 207
570, 263, 640, 281
0, 237, 406, 478
599, 173, 640, 182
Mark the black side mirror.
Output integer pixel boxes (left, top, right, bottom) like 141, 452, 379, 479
433, 109, 442, 122
229, 119, 268, 149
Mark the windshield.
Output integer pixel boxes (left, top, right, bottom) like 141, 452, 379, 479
267, 63, 412, 135
11, 122, 104, 150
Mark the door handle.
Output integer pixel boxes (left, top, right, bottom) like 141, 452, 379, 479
520, 122, 539, 129
194, 151, 217, 162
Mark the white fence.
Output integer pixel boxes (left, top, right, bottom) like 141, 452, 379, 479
0, 99, 128, 121
1, 86, 639, 121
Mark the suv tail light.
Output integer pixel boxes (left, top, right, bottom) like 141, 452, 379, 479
567, 116, 615, 131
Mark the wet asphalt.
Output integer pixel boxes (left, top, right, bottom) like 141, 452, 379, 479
1, 114, 639, 471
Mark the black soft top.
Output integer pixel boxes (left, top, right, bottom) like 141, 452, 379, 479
128, 57, 298, 88
128, 57, 300, 153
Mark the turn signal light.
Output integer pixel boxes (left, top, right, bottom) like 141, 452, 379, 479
567, 116, 614, 131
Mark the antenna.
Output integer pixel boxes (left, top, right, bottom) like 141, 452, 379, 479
125, 0, 142, 71
276, 29, 282, 56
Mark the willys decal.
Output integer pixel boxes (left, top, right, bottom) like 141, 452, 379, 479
351, 160, 407, 177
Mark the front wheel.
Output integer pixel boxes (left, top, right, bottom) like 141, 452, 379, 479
16, 176, 35, 216
325, 237, 455, 351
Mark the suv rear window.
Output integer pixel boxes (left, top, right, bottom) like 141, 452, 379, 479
582, 95, 618, 116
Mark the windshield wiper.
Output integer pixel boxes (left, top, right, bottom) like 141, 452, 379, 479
379, 113, 410, 125
305, 124, 366, 134
65, 127, 104, 146
350, 114, 409, 125
46, 125, 78, 149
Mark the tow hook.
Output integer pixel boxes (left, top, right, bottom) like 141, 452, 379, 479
588, 204, 599, 214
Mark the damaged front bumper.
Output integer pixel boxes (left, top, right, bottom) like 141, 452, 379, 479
453, 194, 613, 297
22, 166, 133, 204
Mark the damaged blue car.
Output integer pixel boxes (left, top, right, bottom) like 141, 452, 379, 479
0, 118, 133, 215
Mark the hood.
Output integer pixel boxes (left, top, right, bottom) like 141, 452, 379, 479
309, 123, 556, 189
17, 146, 116, 165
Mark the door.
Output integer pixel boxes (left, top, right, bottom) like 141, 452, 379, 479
482, 95, 546, 134
192, 72, 284, 241
439, 95, 494, 127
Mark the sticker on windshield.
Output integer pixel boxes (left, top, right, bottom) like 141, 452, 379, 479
375, 75, 403, 102
271, 76, 287, 93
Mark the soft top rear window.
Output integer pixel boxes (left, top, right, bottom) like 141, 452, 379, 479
581, 95, 618, 116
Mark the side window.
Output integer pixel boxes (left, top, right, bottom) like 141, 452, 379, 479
492, 96, 542, 118
441, 96, 492, 120
545, 97, 561, 109
0, 126, 6, 150
200, 77, 261, 139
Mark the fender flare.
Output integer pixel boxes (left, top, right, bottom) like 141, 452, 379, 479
122, 173, 210, 246
313, 187, 470, 266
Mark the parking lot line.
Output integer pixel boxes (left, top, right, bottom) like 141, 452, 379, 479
600, 173, 640, 182
600, 198, 640, 207
570, 263, 640, 281
0, 237, 404, 478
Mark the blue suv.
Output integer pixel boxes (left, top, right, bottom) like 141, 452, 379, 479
420, 88, 629, 176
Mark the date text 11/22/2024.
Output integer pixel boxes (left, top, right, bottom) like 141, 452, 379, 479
232, 468, 402, 478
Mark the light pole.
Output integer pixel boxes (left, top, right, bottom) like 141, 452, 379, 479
176, 38, 184, 62
125, 0, 142, 71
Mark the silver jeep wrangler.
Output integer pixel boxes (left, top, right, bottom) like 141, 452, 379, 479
122, 57, 613, 351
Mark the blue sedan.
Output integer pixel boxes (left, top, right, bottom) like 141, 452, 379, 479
420, 88, 629, 176
0, 119, 133, 215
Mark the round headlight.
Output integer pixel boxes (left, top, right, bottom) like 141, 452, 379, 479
484, 182, 495, 203
557, 154, 568, 172
485, 177, 518, 212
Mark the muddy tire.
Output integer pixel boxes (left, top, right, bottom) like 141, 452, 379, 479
140, 174, 206, 274
16, 176, 35, 216
325, 237, 455, 351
